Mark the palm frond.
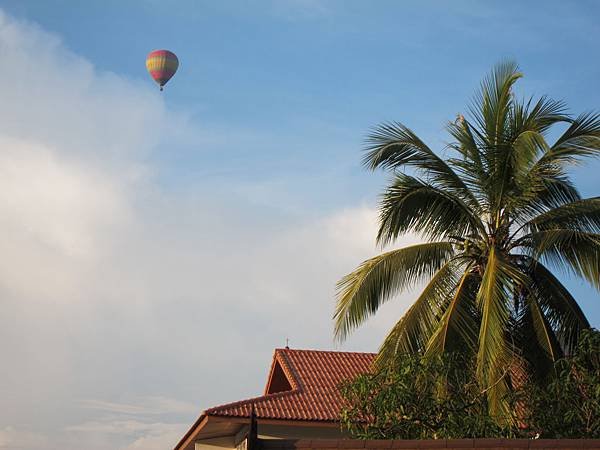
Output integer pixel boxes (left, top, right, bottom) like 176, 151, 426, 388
447, 116, 483, 166
446, 117, 488, 206
511, 167, 581, 222
363, 122, 478, 206
512, 298, 559, 380
490, 97, 564, 214
511, 95, 569, 136
495, 130, 550, 215
334, 242, 455, 341
526, 197, 600, 233
468, 60, 522, 149
510, 130, 548, 181
377, 173, 485, 245
526, 293, 562, 363
425, 267, 479, 355
476, 246, 521, 421
518, 229, 600, 290
375, 259, 462, 365
543, 112, 600, 166
520, 257, 591, 354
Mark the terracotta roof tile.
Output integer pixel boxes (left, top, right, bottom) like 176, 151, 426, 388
205, 348, 375, 422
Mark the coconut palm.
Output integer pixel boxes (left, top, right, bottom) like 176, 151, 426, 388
334, 62, 600, 422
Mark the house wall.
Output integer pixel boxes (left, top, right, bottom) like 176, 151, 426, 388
195, 436, 236, 450
194, 424, 347, 450
258, 424, 347, 440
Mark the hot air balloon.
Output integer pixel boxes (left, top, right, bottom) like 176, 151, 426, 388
146, 50, 179, 91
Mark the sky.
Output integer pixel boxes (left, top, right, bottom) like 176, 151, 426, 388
0, 1, 599, 449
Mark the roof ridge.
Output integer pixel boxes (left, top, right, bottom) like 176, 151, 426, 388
275, 348, 377, 356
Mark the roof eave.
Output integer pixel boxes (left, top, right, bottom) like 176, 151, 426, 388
174, 413, 208, 450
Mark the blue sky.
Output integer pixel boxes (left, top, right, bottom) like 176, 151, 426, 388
6, 0, 600, 190
0, 2, 599, 449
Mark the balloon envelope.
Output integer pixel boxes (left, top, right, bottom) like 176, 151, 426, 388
146, 50, 179, 90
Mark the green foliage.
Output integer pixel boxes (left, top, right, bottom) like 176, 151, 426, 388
339, 330, 600, 439
335, 61, 600, 422
339, 353, 510, 439
520, 329, 600, 438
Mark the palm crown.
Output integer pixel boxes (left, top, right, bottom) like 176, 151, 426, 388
334, 62, 599, 422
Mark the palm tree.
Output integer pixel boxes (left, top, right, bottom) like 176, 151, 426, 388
334, 62, 600, 422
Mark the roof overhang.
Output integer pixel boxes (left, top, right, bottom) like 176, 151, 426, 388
174, 414, 339, 450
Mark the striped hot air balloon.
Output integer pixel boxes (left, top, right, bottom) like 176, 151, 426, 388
146, 50, 179, 91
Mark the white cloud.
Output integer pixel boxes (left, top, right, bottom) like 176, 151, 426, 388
66, 419, 187, 450
0, 137, 128, 261
0, 9, 168, 162
65, 418, 188, 450
0, 8, 422, 450
80, 397, 198, 416
122, 426, 188, 450
0, 427, 47, 450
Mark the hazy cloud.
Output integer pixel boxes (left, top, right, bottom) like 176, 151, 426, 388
0, 9, 420, 450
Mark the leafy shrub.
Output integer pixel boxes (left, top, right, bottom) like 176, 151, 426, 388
339, 330, 599, 439
520, 329, 600, 438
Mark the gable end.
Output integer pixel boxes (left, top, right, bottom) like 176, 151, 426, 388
265, 360, 293, 394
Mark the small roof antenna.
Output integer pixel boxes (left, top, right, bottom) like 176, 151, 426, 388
285, 338, 290, 349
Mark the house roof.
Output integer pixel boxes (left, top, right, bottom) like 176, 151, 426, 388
207, 348, 376, 421
175, 348, 376, 450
